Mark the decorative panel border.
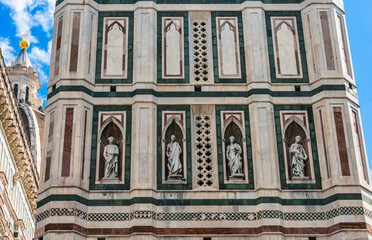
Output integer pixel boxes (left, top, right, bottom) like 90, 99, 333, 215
211, 12, 247, 83
265, 11, 309, 83
274, 105, 321, 190
216, 105, 254, 190
89, 105, 132, 190
157, 12, 189, 84
157, 105, 192, 190
95, 12, 134, 84
37, 206, 367, 223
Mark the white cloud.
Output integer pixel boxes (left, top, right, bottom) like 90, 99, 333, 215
0, 37, 16, 65
37, 68, 49, 85
0, 0, 55, 41
29, 41, 51, 66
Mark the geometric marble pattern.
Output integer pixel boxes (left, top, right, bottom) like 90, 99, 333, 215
37, 207, 367, 223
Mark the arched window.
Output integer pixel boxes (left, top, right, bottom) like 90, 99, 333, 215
13, 84, 18, 99
25, 86, 29, 102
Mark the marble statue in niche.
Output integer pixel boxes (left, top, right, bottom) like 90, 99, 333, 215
166, 135, 183, 181
226, 136, 244, 180
290, 135, 308, 178
103, 136, 119, 179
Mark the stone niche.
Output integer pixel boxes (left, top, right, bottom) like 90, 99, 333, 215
162, 111, 187, 183
280, 111, 315, 183
220, 111, 248, 184
95, 112, 126, 184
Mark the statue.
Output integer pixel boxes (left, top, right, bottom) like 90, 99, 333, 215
103, 136, 119, 179
226, 136, 244, 179
166, 135, 182, 179
289, 135, 308, 178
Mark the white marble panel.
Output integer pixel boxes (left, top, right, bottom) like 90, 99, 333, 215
271, 17, 302, 78
217, 17, 241, 78
162, 17, 184, 78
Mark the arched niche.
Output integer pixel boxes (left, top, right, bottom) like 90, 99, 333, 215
98, 119, 124, 181
163, 119, 184, 180
223, 118, 245, 181
284, 120, 311, 180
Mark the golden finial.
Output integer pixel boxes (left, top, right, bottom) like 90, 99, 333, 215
20, 32, 30, 50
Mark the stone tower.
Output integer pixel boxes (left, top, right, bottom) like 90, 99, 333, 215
36, 0, 372, 239
7, 35, 45, 174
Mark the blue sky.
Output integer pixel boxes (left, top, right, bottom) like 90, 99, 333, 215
0, 1, 371, 177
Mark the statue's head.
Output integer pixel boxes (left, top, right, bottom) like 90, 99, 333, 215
229, 136, 236, 144
295, 135, 301, 143
108, 136, 115, 144
171, 135, 176, 142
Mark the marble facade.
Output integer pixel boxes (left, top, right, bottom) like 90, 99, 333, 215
36, 0, 372, 239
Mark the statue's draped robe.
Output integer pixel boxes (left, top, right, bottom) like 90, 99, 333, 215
226, 143, 243, 176
290, 143, 307, 177
104, 144, 119, 178
166, 141, 182, 175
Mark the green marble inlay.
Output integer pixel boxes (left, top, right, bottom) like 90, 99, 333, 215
211, 12, 247, 84
47, 85, 347, 100
89, 105, 132, 190
156, 105, 193, 190
95, 12, 134, 84
37, 193, 364, 208
157, 12, 190, 84
215, 105, 254, 189
274, 105, 322, 190
265, 11, 309, 84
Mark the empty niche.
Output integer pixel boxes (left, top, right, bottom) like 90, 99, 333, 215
102, 18, 128, 79
271, 17, 302, 78
162, 112, 187, 183
221, 111, 248, 183
96, 113, 126, 183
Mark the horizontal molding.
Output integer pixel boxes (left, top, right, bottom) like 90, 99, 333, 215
47, 84, 347, 100
37, 193, 364, 208
39, 222, 370, 236
56, 0, 305, 7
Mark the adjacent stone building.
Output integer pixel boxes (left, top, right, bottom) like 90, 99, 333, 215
0, 47, 39, 239
36, 0, 372, 239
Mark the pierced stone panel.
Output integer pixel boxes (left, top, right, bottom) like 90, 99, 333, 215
192, 21, 209, 82
195, 115, 213, 187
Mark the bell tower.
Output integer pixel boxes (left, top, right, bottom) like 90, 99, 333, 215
35, 0, 372, 239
